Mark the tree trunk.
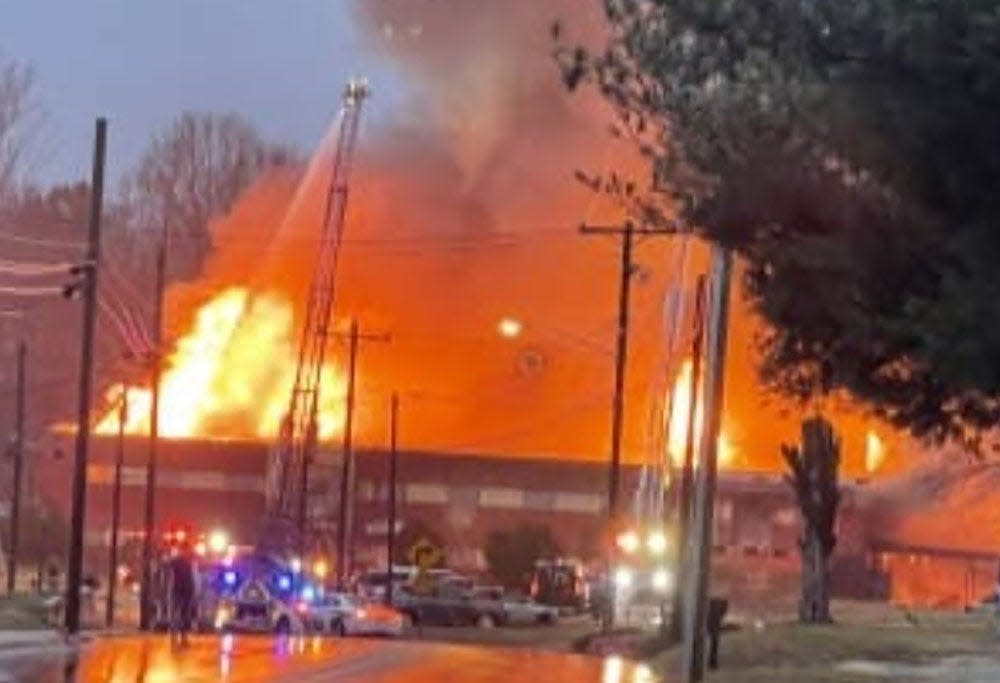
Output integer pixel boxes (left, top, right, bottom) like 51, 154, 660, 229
784, 417, 840, 625
799, 526, 833, 623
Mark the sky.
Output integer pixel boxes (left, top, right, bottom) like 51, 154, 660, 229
0, 0, 403, 187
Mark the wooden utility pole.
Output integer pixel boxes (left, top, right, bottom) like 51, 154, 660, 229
65, 117, 107, 635
7, 340, 25, 595
670, 275, 706, 639
580, 221, 672, 627
335, 320, 389, 589
682, 246, 733, 683
105, 388, 127, 628
139, 244, 165, 630
385, 391, 399, 607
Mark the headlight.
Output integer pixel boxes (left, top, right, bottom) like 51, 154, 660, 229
616, 530, 640, 554
652, 568, 672, 592
613, 567, 633, 588
647, 531, 668, 555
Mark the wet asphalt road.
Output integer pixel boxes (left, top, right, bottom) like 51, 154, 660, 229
0, 634, 659, 682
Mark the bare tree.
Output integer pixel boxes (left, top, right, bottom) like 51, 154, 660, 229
0, 55, 43, 199
125, 112, 295, 279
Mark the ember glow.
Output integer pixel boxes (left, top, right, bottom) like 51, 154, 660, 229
865, 430, 886, 474
666, 359, 734, 468
94, 288, 346, 440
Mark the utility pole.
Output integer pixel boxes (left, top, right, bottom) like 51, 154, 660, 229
670, 275, 706, 639
7, 340, 25, 596
65, 117, 107, 635
139, 243, 165, 630
105, 388, 127, 628
335, 320, 390, 589
580, 221, 672, 627
385, 391, 399, 607
682, 246, 733, 683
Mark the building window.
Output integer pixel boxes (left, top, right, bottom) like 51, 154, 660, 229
552, 492, 602, 514
479, 488, 525, 509
524, 491, 555, 511
405, 483, 448, 505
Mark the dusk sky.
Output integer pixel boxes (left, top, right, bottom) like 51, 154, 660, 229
0, 0, 404, 186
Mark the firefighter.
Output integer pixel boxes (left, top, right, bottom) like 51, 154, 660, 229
166, 542, 199, 646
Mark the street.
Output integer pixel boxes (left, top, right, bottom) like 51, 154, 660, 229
0, 635, 658, 682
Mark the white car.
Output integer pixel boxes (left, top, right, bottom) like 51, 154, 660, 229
501, 595, 559, 626
217, 580, 306, 634
305, 593, 406, 637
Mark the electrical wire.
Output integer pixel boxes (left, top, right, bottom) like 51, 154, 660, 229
99, 279, 153, 348
0, 230, 85, 251
98, 297, 149, 356
101, 246, 153, 313
0, 285, 63, 297
0, 259, 74, 276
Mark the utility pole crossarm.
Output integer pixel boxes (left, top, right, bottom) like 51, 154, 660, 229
579, 222, 677, 236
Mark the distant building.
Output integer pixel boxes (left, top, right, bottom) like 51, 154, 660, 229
35, 436, 902, 611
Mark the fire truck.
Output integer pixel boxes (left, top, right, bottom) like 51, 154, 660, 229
607, 524, 676, 628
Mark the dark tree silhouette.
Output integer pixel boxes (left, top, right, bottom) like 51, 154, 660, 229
558, 1, 1000, 450
782, 417, 841, 624
484, 524, 560, 591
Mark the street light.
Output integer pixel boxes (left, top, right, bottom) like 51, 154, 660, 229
208, 530, 229, 555
497, 317, 523, 339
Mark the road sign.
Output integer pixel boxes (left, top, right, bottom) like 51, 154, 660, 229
410, 538, 441, 595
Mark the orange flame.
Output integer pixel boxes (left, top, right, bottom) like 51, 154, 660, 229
95, 287, 346, 440
666, 359, 734, 468
865, 430, 886, 474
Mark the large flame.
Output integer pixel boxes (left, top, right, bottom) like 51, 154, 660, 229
666, 359, 734, 469
95, 287, 346, 440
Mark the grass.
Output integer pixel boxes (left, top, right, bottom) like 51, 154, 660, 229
651, 602, 999, 682
0, 594, 60, 630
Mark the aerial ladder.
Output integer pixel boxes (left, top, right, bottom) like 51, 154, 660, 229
263, 80, 368, 556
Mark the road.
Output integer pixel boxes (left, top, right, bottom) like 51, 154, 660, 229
0, 634, 660, 682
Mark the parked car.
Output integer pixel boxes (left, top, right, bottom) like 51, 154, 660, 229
305, 593, 406, 637
394, 585, 503, 628
469, 586, 559, 626
499, 594, 559, 626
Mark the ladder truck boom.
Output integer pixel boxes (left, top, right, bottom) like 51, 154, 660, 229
263, 80, 368, 553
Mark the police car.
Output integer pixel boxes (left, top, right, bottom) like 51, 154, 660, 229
216, 579, 307, 634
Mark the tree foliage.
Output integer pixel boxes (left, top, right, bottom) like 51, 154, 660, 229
558, 0, 1000, 448
484, 523, 560, 590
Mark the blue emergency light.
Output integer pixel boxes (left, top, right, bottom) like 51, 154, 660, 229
277, 574, 292, 592
301, 585, 316, 603
223, 570, 238, 587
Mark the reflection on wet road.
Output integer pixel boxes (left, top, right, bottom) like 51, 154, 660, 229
2, 634, 660, 682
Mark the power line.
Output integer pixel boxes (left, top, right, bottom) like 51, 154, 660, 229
99, 278, 152, 344
0, 231, 85, 251
100, 246, 153, 313
0, 286, 63, 297
97, 297, 149, 356
0, 260, 74, 276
